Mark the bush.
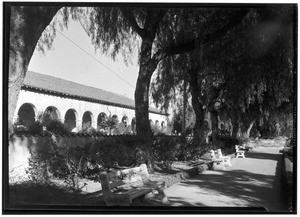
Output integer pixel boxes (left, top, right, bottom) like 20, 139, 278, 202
27, 121, 44, 134
79, 126, 97, 135
13, 121, 44, 135
151, 136, 181, 168
212, 135, 240, 155
177, 138, 213, 161
26, 136, 92, 192
26, 138, 56, 184
89, 137, 136, 170
45, 120, 68, 134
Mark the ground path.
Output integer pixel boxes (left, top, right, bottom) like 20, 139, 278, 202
145, 147, 288, 212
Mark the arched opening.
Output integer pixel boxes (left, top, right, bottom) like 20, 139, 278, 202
64, 109, 77, 132
149, 119, 153, 128
155, 120, 160, 126
82, 111, 92, 130
17, 103, 36, 127
97, 112, 107, 131
112, 114, 119, 125
161, 121, 167, 134
43, 106, 60, 121
121, 115, 128, 127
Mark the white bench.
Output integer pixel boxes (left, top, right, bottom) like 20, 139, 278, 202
100, 164, 166, 206
235, 145, 246, 158
209, 149, 232, 170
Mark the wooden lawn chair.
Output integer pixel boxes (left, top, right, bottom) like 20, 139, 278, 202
235, 145, 246, 158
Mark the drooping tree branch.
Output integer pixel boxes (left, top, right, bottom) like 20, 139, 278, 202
152, 8, 250, 63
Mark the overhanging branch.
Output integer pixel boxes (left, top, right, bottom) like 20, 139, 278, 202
120, 8, 146, 37
152, 9, 250, 63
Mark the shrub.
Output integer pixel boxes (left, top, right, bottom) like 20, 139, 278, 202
177, 138, 214, 161
151, 136, 181, 168
26, 138, 56, 184
13, 121, 44, 135
89, 137, 135, 170
212, 135, 240, 155
27, 121, 44, 134
79, 126, 97, 135
26, 136, 92, 192
45, 120, 68, 134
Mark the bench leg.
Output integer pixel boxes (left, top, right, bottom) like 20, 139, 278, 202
221, 162, 227, 170
155, 188, 169, 204
226, 159, 232, 167
207, 162, 215, 170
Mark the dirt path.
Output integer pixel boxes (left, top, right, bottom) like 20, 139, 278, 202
154, 147, 288, 212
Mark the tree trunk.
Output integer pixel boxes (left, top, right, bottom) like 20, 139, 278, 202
189, 68, 206, 146
7, 6, 60, 134
244, 120, 255, 138
134, 39, 157, 171
231, 119, 240, 139
210, 110, 219, 144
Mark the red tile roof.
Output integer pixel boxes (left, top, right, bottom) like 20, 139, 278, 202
22, 71, 164, 115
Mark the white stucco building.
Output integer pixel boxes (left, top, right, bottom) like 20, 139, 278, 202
14, 71, 167, 132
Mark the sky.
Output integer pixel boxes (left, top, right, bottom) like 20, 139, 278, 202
28, 11, 139, 99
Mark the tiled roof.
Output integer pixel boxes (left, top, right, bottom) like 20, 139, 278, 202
22, 71, 164, 115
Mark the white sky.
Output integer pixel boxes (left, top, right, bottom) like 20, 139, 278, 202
28, 11, 139, 99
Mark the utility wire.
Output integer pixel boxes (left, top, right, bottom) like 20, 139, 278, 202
54, 28, 135, 89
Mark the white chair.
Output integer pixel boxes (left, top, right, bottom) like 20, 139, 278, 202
210, 150, 232, 170
217, 149, 232, 167
235, 145, 246, 158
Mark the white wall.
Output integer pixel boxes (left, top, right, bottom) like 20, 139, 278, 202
14, 89, 166, 130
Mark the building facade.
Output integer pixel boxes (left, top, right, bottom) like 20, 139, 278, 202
14, 71, 167, 133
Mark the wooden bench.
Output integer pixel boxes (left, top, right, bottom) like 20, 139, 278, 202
235, 145, 246, 158
208, 149, 232, 170
100, 164, 167, 206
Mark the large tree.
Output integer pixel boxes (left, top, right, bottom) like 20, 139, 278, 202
76, 6, 249, 168
213, 5, 295, 138
151, 5, 295, 144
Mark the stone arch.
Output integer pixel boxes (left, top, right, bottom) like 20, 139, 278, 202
17, 103, 37, 126
149, 119, 153, 127
112, 114, 119, 124
121, 115, 128, 127
43, 106, 61, 121
155, 120, 160, 126
64, 109, 78, 132
97, 112, 107, 131
82, 111, 93, 130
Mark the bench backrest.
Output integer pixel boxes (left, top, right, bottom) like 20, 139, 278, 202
211, 149, 226, 160
100, 164, 150, 198
210, 150, 217, 160
217, 149, 225, 158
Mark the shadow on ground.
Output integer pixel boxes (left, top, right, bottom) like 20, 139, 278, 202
245, 150, 281, 161
8, 182, 105, 206
161, 149, 289, 212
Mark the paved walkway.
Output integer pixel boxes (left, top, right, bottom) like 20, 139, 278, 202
159, 147, 288, 211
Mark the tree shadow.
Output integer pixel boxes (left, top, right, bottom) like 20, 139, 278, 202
181, 168, 286, 211
153, 163, 180, 175
160, 150, 289, 212
8, 182, 105, 206
245, 150, 281, 161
